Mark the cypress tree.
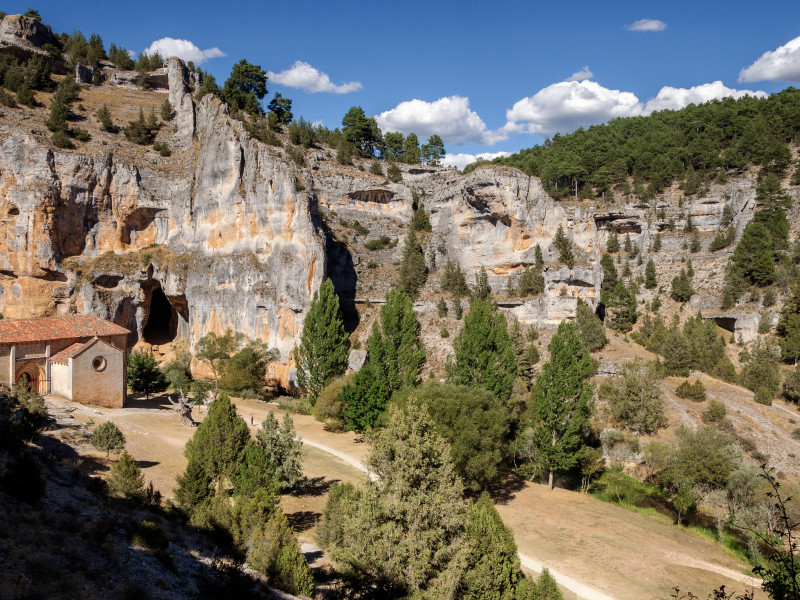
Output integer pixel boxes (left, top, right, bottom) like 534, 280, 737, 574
184, 392, 250, 482
447, 299, 517, 400
294, 279, 350, 398
399, 230, 428, 298
528, 321, 594, 489
645, 259, 658, 289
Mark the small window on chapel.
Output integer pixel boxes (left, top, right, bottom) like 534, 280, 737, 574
92, 356, 107, 372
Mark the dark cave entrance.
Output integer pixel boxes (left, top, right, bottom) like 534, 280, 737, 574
143, 285, 178, 345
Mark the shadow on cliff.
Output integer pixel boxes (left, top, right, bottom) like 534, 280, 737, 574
316, 211, 359, 332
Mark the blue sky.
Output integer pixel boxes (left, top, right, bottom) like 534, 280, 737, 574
9, 1, 800, 168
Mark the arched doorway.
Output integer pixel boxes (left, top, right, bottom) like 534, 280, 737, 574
16, 363, 45, 394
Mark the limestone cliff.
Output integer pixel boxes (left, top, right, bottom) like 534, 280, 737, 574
0, 55, 788, 385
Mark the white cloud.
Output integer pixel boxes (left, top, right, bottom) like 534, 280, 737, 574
142, 37, 225, 64
645, 81, 767, 113
266, 61, 362, 94
375, 96, 506, 146
442, 151, 512, 171
566, 66, 593, 82
625, 19, 667, 32
504, 80, 643, 137
739, 35, 800, 83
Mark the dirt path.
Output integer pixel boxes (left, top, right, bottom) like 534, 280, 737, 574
50, 395, 764, 600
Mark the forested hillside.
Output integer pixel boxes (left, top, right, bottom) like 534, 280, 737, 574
488, 89, 800, 200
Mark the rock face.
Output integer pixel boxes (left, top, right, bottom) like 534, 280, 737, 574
0, 14, 55, 59
0, 56, 777, 385
0, 60, 325, 386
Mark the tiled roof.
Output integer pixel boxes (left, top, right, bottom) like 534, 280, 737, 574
0, 315, 130, 344
50, 340, 92, 363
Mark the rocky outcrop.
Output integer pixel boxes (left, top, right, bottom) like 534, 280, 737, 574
0, 14, 55, 59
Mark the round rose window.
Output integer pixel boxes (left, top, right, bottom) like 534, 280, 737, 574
92, 356, 107, 372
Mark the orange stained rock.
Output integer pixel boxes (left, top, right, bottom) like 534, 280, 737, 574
282, 199, 296, 241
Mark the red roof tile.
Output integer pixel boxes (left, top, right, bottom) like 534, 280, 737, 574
50, 340, 92, 363
0, 315, 130, 344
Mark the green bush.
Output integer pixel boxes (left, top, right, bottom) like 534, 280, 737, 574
754, 387, 773, 406
599, 361, 667, 433
675, 380, 707, 402
51, 129, 73, 148
131, 520, 169, 553
365, 236, 391, 250
91, 421, 126, 460
314, 373, 354, 429
701, 399, 727, 424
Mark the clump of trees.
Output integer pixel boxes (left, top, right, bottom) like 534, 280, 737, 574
317, 403, 556, 599
175, 393, 313, 596
490, 88, 800, 201
633, 312, 737, 382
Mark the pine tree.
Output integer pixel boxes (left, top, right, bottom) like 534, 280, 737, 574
174, 460, 213, 513
516, 264, 545, 297
461, 494, 521, 600
107, 450, 145, 500
441, 260, 470, 296
472, 266, 492, 301
528, 321, 594, 489
437, 297, 449, 317
623, 233, 632, 253
234, 443, 279, 499
248, 512, 314, 596
670, 268, 694, 302
160, 98, 174, 121
606, 280, 637, 332
91, 421, 126, 461
533, 569, 563, 600
399, 230, 428, 298
645, 259, 658, 289
294, 279, 350, 398
652, 232, 662, 252
256, 412, 304, 490
535, 243, 544, 268
366, 287, 426, 394
606, 230, 620, 253
127, 350, 168, 399
447, 299, 517, 400
184, 392, 250, 482
553, 225, 574, 268
777, 278, 800, 362
340, 363, 389, 432
730, 221, 775, 286
96, 104, 118, 133
575, 299, 607, 351
599, 254, 618, 303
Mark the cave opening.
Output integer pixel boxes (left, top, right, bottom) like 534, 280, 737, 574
143, 286, 178, 345
714, 316, 737, 334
